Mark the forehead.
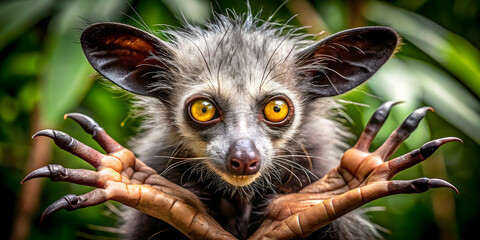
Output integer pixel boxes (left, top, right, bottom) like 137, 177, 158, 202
173, 27, 299, 103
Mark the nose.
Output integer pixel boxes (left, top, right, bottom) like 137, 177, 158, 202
227, 138, 261, 175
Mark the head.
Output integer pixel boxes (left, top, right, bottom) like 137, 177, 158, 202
80, 14, 399, 196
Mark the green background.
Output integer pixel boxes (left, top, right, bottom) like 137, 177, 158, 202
2, 0, 479, 239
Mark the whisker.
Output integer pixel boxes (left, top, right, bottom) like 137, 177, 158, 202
166, 140, 188, 167
273, 162, 302, 186
276, 158, 318, 184
160, 159, 191, 176
180, 163, 200, 185
122, 3, 151, 33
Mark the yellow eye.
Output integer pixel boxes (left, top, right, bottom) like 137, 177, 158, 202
190, 99, 216, 122
264, 99, 289, 122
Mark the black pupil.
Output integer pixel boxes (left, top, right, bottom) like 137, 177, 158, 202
202, 107, 207, 113
273, 105, 281, 113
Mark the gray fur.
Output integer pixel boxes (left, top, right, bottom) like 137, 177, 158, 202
105, 12, 381, 240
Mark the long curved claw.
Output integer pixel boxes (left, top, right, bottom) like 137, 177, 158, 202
22, 164, 101, 187
425, 178, 459, 194
375, 106, 433, 160
420, 137, 463, 158
397, 107, 433, 138
33, 129, 77, 151
41, 189, 108, 222
41, 194, 79, 222
64, 113, 100, 136
65, 113, 123, 153
389, 177, 459, 195
22, 166, 52, 184
355, 100, 403, 151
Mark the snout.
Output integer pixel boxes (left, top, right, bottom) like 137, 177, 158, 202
205, 137, 263, 187
227, 138, 260, 175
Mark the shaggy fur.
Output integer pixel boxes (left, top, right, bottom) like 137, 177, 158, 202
112, 11, 380, 240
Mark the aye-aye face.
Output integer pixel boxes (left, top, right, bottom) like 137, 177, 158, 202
166, 22, 307, 189
170, 32, 304, 188
80, 15, 399, 194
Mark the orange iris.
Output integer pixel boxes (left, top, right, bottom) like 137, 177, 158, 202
191, 99, 216, 122
264, 99, 289, 122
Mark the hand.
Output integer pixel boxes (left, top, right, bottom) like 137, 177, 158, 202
22, 113, 236, 240
249, 101, 461, 239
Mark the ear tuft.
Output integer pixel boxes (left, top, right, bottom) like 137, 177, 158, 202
297, 27, 400, 98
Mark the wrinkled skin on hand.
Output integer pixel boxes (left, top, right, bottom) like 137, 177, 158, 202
23, 102, 460, 239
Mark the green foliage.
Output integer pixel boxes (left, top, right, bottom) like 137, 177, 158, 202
0, 0, 53, 50
366, 1, 480, 97
2, 0, 478, 239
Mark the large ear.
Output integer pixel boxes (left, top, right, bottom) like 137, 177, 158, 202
297, 26, 400, 98
81, 22, 171, 97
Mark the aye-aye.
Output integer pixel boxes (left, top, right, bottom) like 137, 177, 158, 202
23, 11, 460, 240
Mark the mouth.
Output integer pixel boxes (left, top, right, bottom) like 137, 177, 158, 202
205, 162, 261, 187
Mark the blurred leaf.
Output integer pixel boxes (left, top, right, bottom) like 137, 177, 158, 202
370, 57, 480, 144
365, 1, 480, 97
316, 1, 347, 32
0, 95, 20, 122
162, 0, 210, 23
39, 0, 128, 126
0, 0, 54, 50
134, 0, 178, 28
3, 52, 41, 76
18, 81, 39, 112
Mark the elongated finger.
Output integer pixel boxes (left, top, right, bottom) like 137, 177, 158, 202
385, 137, 462, 179
110, 183, 235, 239
283, 177, 458, 238
41, 189, 108, 222
363, 137, 462, 183
248, 219, 299, 240
374, 107, 432, 160
65, 113, 124, 154
33, 129, 105, 169
355, 100, 402, 152
22, 164, 101, 187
